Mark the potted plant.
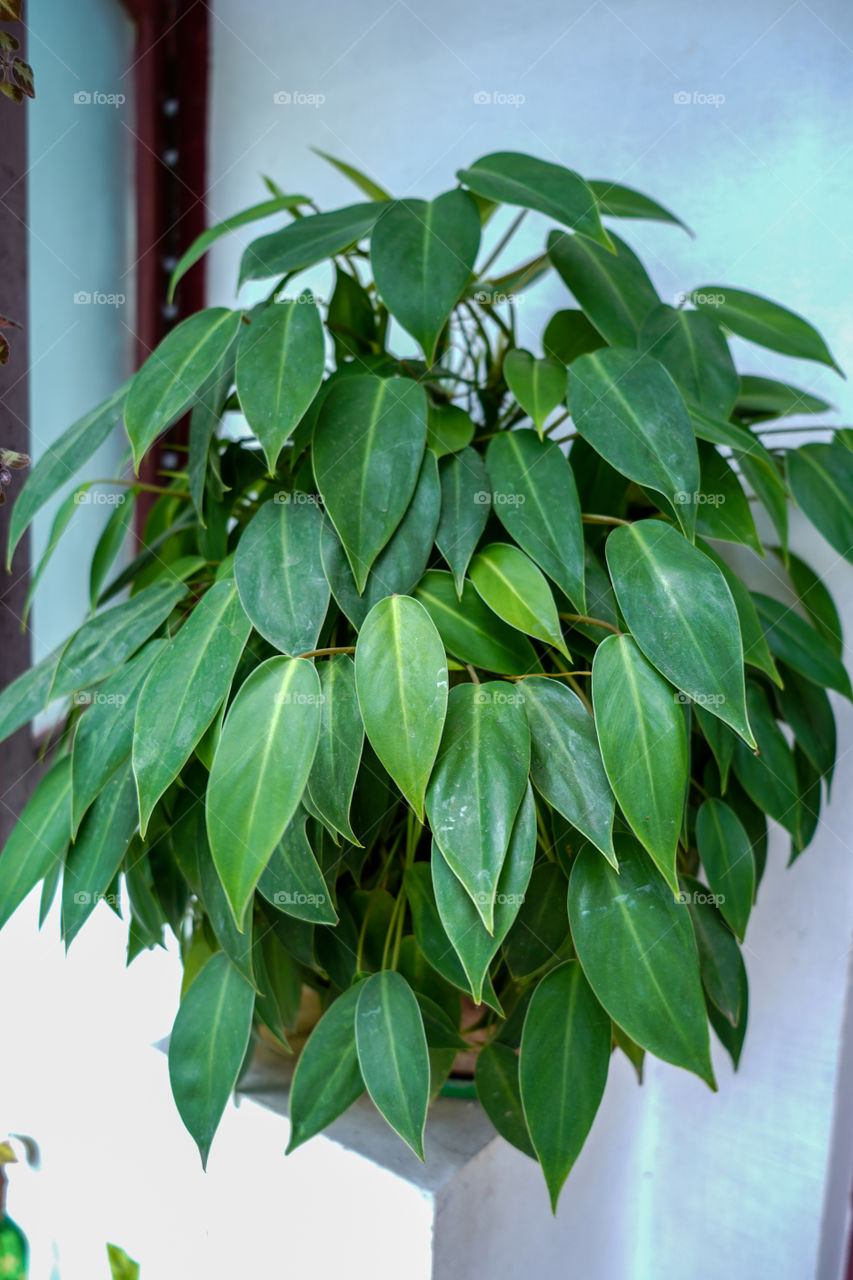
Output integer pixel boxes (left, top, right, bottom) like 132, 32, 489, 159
0, 149, 848, 1210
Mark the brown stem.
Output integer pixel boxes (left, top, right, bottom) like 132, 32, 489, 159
559, 612, 621, 635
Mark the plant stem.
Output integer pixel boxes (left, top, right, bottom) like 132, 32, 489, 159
543, 410, 570, 436
582, 513, 630, 526
88, 478, 191, 499
476, 209, 528, 277
296, 645, 356, 659
559, 612, 621, 635
506, 669, 592, 681
466, 663, 481, 685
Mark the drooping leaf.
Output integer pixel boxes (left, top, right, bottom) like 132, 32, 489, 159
457, 153, 611, 250
692, 441, 762, 554
61, 764, 139, 946
355, 596, 448, 819
569, 349, 698, 538
89, 494, 135, 608
313, 375, 427, 591
751, 591, 851, 698
606, 521, 754, 745
306, 655, 364, 843
682, 875, 743, 1026
355, 971, 430, 1159
774, 547, 843, 657
707, 949, 749, 1070
696, 539, 779, 686
206, 657, 322, 929
256, 811, 336, 925
502, 862, 571, 978
734, 374, 831, 422
435, 446, 489, 594
414, 570, 540, 676
588, 179, 692, 234
0, 648, 61, 746
503, 349, 565, 437
475, 1042, 535, 1158
239, 202, 386, 284
23, 485, 87, 625
0, 756, 71, 932
327, 266, 377, 361
286, 981, 366, 1151
736, 448, 790, 551
548, 230, 659, 347
591, 635, 686, 892
168, 195, 310, 301
694, 703, 734, 791
776, 661, 836, 786
569, 837, 715, 1088
235, 497, 329, 656
519, 961, 610, 1212
790, 743, 822, 862
168, 951, 255, 1166
197, 838, 255, 987
788, 443, 853, 567
403, 864, 502, 1014
188, 351, 234, 524
731, 683, 798, 836
638, 304, 738, 419
695, 799, 755, 942
469, 543, 568, 657
691, 286, 842, 373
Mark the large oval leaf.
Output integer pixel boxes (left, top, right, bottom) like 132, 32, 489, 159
521, 677, 615, 865
457, 153, 610, 249
355, 971, 430, 1159
543, 309, 605, 365
286, 981, 365, 1152
313, 376, 427, 591
306, 655, 364, 843
206, 657, 322, 929
569, 349, 698, 538
425, 681, 530, 932
638, 304, 738, 419
0, 755, 71, 931
125, 309, 242, 470
355, 596, 448, 819
519, 961, 610, 1211
168, 951, 255, 1167
235, 298, 325, 472
469, 543, 568, 656
61, 763, 139, 946
235, 497, 329, 656
606, 521, 754, 746
239, 202, 385, 284
414, 569, 539, 675
569, 837, 715, 1088
133, 581, 251, 834
370, 189, 480, 363
548, 229, 659, 346
592, 635, 686, 892
485, 429, 584, 611
695, 799, 755, 943
503, 350, 565, 437
435, 446, 489, 595
691, 286, 841, 373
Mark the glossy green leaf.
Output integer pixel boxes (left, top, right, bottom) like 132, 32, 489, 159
235, 497, 329, 656
240, 202, 385, 284
311, 148, 390, 201
168, 194, 309, 301
694, 703, 734, 791
0, 648, 61, 746
570, 349, 698, 538
457, 153, 611, 250
788, 444, 853, 566
0, 756, 71, 931
327, 266, 377, 361
89, 494, 135, 608
286, 981, 366, 1151
735, 375, 831, 422
737, 448, 790, 551
790, 744, 822, 861
168, 951, 255, 1167
569, 837, 715, 1087
707, 950, 748, 1070
435, 446, 489, 595
752, 591, 851, 698
126, 309, 242, 470
235, 298, 325, 471
355, 971, 430, 1159
731, 683, 798, 836
425, 682, 530, 932
775, 547, 843, 656
548, 230, 659, 347
206, 657, 322, 929
696, 539, 779, 686
591, 635, 686, 891
355, 596, 448, 819
695, 799, 755, 942
485, 429, 584, 611
197, 839, 255, 987
520, 962, 610, 1212
426, 402, 475, 458
404, 864, 502, 1013
23, 486, 87, 625
693, 442, 761, 553
7, 379, 131, 569
502, 862, 570, 978
542, 309, 605, 365
414, 570, 539, 675
61, 764, 139, 946
776, 661, 836, 785
306, 655, 364, 843
188, 351, 234, 524
682, 876, 743, 1025
639, 304, 738, 419
503, 349, 565, 437
522, 677, 615, 865
133, 581, 251, 834
256, 812, 336, 925
588, 179, 691, 234
606, 521, 754, 745
469, 543, 568, 656
475, 1042, 535, 1158
370, 190, 481, 363
691, 286, 842, 373
431, 786, 536, 1000
313, 375, 427, 591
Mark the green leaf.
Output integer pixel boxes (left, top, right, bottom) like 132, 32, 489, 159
414, 570, 539, 676
457, 153, 611, 250
682, 875, 743, 1025
355, 596, 448, 819
431, 785, 536, 1000
168, 951, 255, 1167
355, 971, 430, 1159
751, 591, 851, 698
404, 864, 502, 1013
638, 304, 738, 419
197, 839, 256, 987
133, 580, 251, 834
774, 547, 843, 656
286, 982, 366, 1151
591, 635, 686, 892
788, 443, 853, 566
0, 756, 71, 932
503, 349, 566, 437
736, 448, 790, 551
23, 485, 87, 625
370, 190, 481, 363
776, 661, 836, 785
106, 1244, 140, 1280
691, 286, 842, 373
570, 349, 698, 538
49, 579, 188, 702
707, 950, 748, 1070
426, 402, 475, 458
606, 521, 754, 745
256, 811, 336, 925
695, 799, 755, 942
695, 703, 734, 791
89, 495, 135, 608
168, 195, 309, 301
306, 655, 364, 843
734, 375, 831, 422
235, 298, 325, 472
485, 429, 585, 611
310, 148, 391, 201
542, 309, 605, 365
519, 961, 610, 1211
206, 657, 322, 929
235, 497, 329, 655
731, 683, 798, 835
0, 648, 60, 746
502, 862, 570, 978
125, 309, 242, 471
189, 351, 234, 524
475, 1042, 535, 1158
240, 202, 385, 284
6, 379, 131, 569
435, 446, 489, 595
696, 539, 779, 686
327, 266, 377, 361
61, 764, 139, 946
522, 677, 615, 866
569, 837, 715, 1087
425, 682, 530, 932
469, 543, 568, 656
692, 441, 761, 554
790, 743, 822, 861
313, 376, 427, 592
321, 451, 440, 628
588, 179, 692, 234
548, 229, 659, 347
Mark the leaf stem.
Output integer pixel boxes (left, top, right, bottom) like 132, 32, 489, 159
296, 645, 356, 660
582, 513, 630, 526
559, 612, 621, 636
476, 209, 528, 277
